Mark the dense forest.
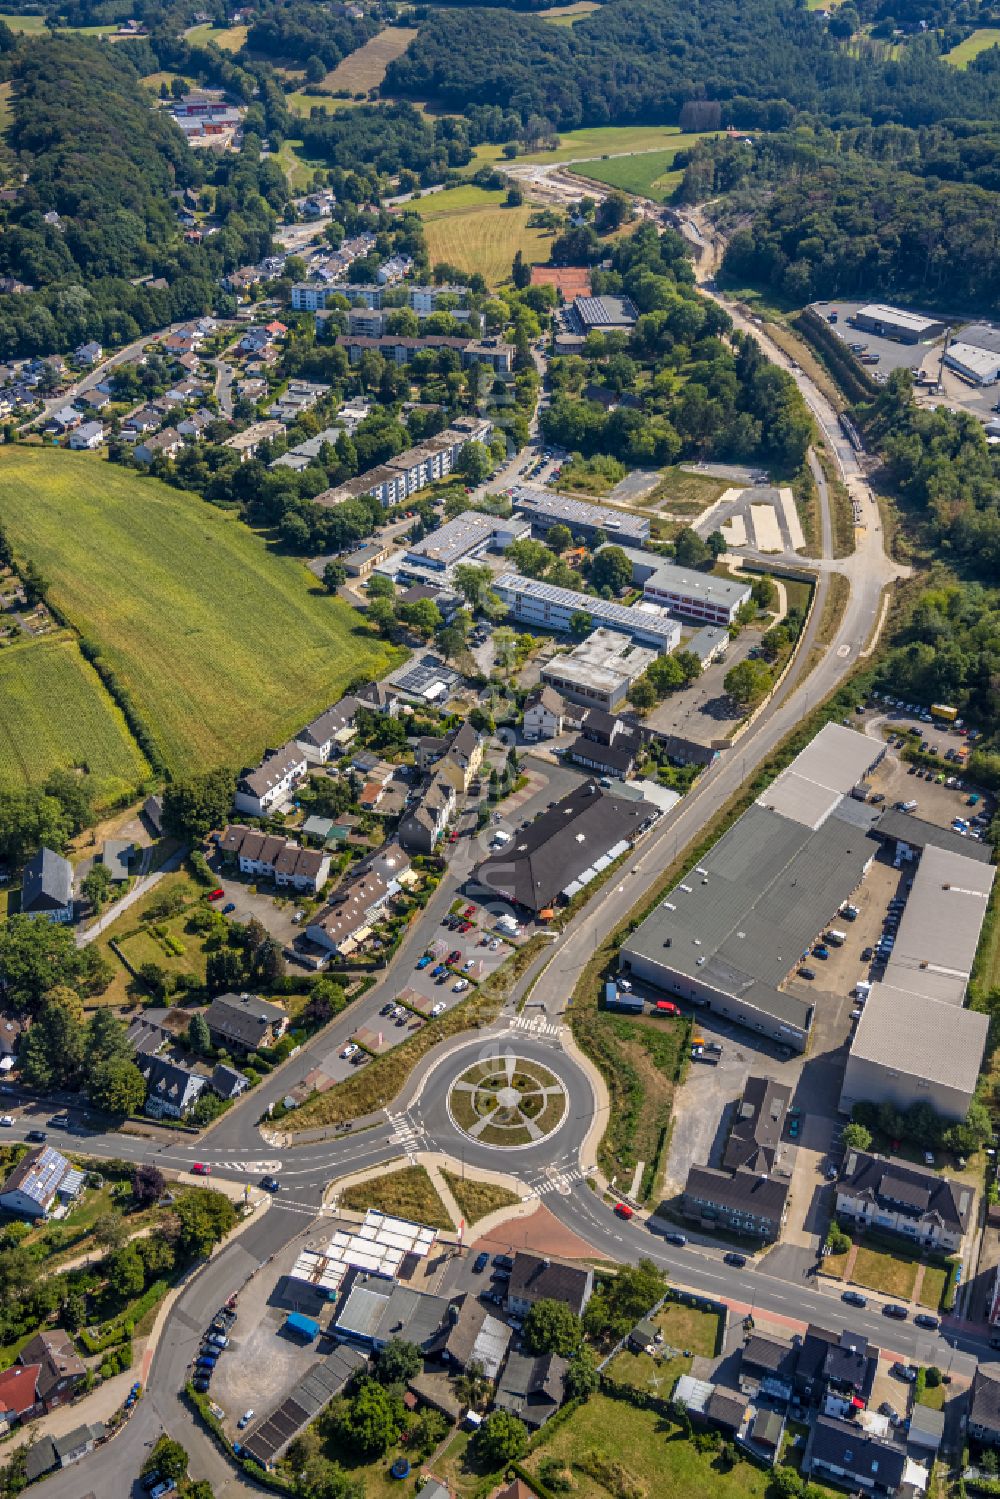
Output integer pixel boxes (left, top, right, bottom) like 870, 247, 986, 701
245, 1, 376, 71
298, 102, 475, 180
691, 127, 1000, 309
540, 224, 812, 473
385, 0, 1000, 129
0, 37, 286, 357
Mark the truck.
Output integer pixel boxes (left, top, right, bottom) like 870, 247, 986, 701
284, 1312, 320, 1342
931, 703, 958, 722
825, 929, 848, 947
604, 981, 643, 1015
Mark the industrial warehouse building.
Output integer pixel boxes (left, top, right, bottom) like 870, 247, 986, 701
839, 841, 994, 1121
851, 304, 948, 344
944, 322, 1000, 386
619, 725, 885, 1051
512, 487, 650, 546
605, 545, 752, 626
493, 574, 681, 653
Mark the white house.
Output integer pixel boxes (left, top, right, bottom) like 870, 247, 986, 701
0, 1147, 83, 1219
68, 421, 105, 450
233, 742, 308, 817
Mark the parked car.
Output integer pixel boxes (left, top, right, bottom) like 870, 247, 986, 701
193, 1378, 211, 1392
799, 967, 816, 980
447, 949, 462, 964
25, 1129, 46, 1143
416, 955, 432, 970
0, 1117, 12, 1128
452, 980, 469, 994
883, 1304, 908, 1320
340, 1043, 358, 1060
861, 947, 874, 961
430, 1002, 446, 1016
238, 1410, 255, 1430
724, 1252, 747, 1268
664, 1232, 687, 1247
653, 1000, 680, 1016
195, 1356, 217, 1369
842, 1290, 867, 1307
380, 1002, 395, 1016
493, 1254, 514, 1271
813, 945, 830, 960
914, 1314, 940, 1330
614, 1202, 634, 1220
191, 1162, 211, 1175
431, 964, 447, 977
891, 1361, 917, 1381
473, 1251, 489, 1273
206, 1332, 228, 1348
208, 888, 224, 901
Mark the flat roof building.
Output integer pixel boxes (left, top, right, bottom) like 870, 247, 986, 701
494, 574, 681, 653
570, 294, 639, 332
879, 842, 994, 1007
944, 340, 1000, 386
607, 545, 752, 626
620, 726, 886, 1052
403, 511, 529, 573
839, 981, 988, 1122
512, 486, 650, 546
852, 303, 947, 344
540, 628, 657, 712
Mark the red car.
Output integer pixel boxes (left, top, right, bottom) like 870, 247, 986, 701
653, 1001, 680, 1016
447, 949, 462, 964
191, 1163, 212, 1175
459, 921, 473, 934
614, 1202, 634, 1220
448, 830, 460, 843
207, 888, 225, 901
463, 905, 476, 918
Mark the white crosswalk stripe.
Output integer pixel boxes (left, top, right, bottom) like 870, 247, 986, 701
511, 1014, 561, 1039
529, 1168, 584, 1197
388, 1114, 423, 1161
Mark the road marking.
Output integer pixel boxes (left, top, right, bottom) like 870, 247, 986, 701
387, 1113, 423, 1162
511, 1014, 562, 1039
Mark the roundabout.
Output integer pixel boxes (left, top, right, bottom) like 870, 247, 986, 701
447, 1053, 569, 1148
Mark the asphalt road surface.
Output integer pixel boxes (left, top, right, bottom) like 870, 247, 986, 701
26, 277, 930, 1495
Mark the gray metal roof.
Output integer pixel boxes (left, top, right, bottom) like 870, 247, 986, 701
511, 486, 650, 542
623, 800, 875, 1022
758, 723, 884, 828
846, 981, 987, 1093
874, 807, 993, 863
608, 545, 754, 612
955, 322, 1000, 354
405, 510, 521, 570
882, 842, 995, 1005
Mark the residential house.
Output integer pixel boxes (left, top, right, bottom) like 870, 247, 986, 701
722, 1076, 791, 1174
567, 729, 640, 780
523, 686, 575, 741
968, 1366, 1000, 1445
211, 1063, 250, 1101
101, 839, 132, 882
18, 1331, 85, 1412
218, 824, 331, 893
801, 1416, 906, 1494
67, 420, 105, 450
794, 1327, 879, 1415
494, 1352, 568, 1430
54, 1422, 105, 1467
682, 1163, 788, 1242
122, 405, 161, 436
506, 1253, 593, 1318
20, 847, 73, 923
49, 405, 81, 432
234, 742, 308, 817
0, 1365, 43, 1431
138, 1053, 208, 1119
356, 680, 399, 715
907, 1404, 944, 1458
296, 697, 362, 763
177, 408, 215, 439
398, 772, 456, 855
739, 1333, 798, 1401
134, 427, 183, 464
223, 419, 286, 461
0, 1147, 84, 1219
435, 1294, 512, 1380
80, 387, 110, 412
205, 993, 288, 1054
441, 721, 483, 793
835, 1150, 974, 1254
306, 844, 413, 957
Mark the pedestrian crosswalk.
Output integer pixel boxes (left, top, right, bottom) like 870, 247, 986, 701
388, 1113, 423, 1161
511, 1013, 562, 1039
529, 1167, 585, 1197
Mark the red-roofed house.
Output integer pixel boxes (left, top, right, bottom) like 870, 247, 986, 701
265, 320, 288, 337
0, 1364, 42, 1431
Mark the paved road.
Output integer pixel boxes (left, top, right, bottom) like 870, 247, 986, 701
23, 268, 928, 1495
76, 847, 187, 949
212, 358, 235, 417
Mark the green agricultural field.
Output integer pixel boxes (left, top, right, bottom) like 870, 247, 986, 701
0, 633, 150, 797
571, 134, 720, 200
0, 12, 48, 30
417, 184, 555, 286
185, 21, 248, 49
945, 26, 1000, 64
518, 123, 691, 165
0, 449, 398, 777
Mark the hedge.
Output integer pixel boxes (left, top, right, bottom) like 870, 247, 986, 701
77, 1279, 170, 1355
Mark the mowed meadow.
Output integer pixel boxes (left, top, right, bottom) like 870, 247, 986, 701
416, 184, 555, 287
0, 634, 150, 797
0, 450, 397, 777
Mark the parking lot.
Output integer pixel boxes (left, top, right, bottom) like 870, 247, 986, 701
810, 301, 941, 380
644, 631, 756, 747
